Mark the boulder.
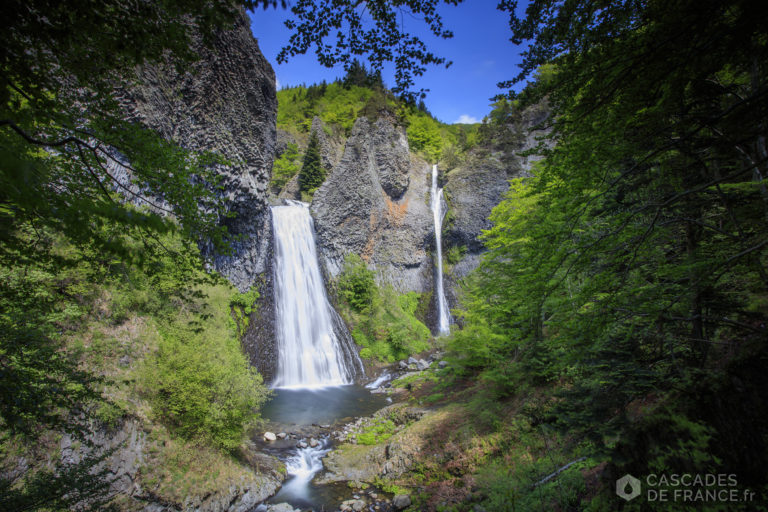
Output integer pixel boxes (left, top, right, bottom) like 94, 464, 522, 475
263, 432, 277, 442
392, 494, 411, 509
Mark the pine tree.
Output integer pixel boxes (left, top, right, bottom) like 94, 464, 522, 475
298, 132, 325, 193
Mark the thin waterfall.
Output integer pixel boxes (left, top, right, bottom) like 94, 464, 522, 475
271, 200, 364, 388
430, 164, 451, 334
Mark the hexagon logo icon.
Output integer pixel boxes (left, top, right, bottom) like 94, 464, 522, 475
616, 474, 641, 501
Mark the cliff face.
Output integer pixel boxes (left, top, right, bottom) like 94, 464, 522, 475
117, 11, 277, 292
311, 116, 435, 294
442, 103, 551, 306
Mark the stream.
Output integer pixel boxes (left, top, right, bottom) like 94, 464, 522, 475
258, 385, 391, 510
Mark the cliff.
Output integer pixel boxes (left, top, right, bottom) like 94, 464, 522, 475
117, 10, 277, 292
442, 103, 551, 306
311, 116, 435, 294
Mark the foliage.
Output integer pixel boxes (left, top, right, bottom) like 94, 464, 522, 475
278, 0, 460, 101
298, 131, 325, 194
446, 0, 768, 506
335, 255, 431, 362
0, 444, 117, 512
277, 82, 376, 134
140, 283, 269, 451
406, 115, 443, 162
270, 142, 301, 192
338, 254, 377, 313
356, 418, 397, 445
230, 288, 260, 337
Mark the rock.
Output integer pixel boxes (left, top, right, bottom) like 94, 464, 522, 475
297, 441, 308, 449
278, 172, 301, 200
311, 116, 434, 293
263, 431, 277, 442
351, 499, 367, 511
118, 355, 131, 367
416, 359, 430, 370
398, 360, 408, 370
117, 9, 280, 382
438, 360, 449, 369
277, 432, 287, 439
442, 103, 551, 302
370, 492, 378, 499
309, 438, 319, 448
117, 9, 276, 292
392, 494, 411, 509
267, 503, 296, 512
407, 356, 418, 365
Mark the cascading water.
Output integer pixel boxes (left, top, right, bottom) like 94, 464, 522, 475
271, 200, 364, 388
278, 440, 332, 501
430, 164, 451, 334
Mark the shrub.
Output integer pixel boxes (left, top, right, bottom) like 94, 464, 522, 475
270, 142, 301, 192
141, 284, 270, 451
336, 255, 431, 362
338, 254, 376, 313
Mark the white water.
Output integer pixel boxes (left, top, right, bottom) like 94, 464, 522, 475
365, 371, 392, 389
430, 164, 451, 334
271, 200, 363, 388
280, 440, 332, 499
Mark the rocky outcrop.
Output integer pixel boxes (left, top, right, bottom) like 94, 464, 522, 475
311, 117, 344, 174
59, 418, 284, 511
117, 10, 277, 291
317, 405, 431, 484
442, 102, 551, 295
311, 116, 434, 293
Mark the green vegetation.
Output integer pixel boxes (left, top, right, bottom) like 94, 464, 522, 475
277, 82, 380, 135
141, 283, 268, 451
298, 131, 326, 195
357, 417, 397, 445
270, 142, 301, 192
229, 288, 259, 337
335, 254, 430, 362
434, 0, 768, 509
275, 63, 480, 169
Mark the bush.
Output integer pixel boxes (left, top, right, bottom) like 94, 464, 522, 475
337, 254, 376, 313
141, 284, 270, 451
270, 142, 301, 192
336, 254, 431, 362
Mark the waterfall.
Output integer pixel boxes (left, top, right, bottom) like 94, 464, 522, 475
430, 164, 451, 335
271, 200, 364, 388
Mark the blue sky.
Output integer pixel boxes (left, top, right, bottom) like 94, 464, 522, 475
248, 2, 528, 124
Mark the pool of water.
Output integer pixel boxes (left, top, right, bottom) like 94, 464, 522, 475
261, 385, 390, 426
257, 385, 391, 511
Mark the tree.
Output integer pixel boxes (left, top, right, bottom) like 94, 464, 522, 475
448, 0, 768, 496
279, 0, 463, 102
299, 132, 326, 193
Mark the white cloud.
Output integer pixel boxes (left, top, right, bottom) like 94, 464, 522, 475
275, 77, 281, 90
454, 114, 480, 124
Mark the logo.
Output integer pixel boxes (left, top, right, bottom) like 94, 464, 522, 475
617, 474, 642, 501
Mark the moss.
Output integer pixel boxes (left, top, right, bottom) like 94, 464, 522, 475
357, 418, 397, 445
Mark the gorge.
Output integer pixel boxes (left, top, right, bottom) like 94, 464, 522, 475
3, 2, 768, 512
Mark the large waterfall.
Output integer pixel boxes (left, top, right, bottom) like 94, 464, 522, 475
271, 200, 364, 388
430, 164, 451, 335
